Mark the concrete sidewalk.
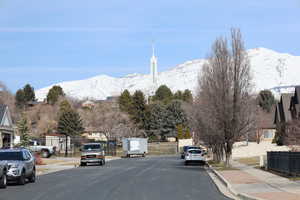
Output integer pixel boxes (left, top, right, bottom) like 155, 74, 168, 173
216, 161, 300, 200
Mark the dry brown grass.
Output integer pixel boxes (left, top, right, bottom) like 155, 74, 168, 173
36, 168, 51, 174
236, 156, 260, 166
208, 160, 239, 171
42, 159, 66, 165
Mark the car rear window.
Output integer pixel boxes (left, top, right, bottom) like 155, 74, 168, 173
83, 144, 101, 150
0, 152, 23, 160
188, 146, 201, 150
188, 150, 202, 154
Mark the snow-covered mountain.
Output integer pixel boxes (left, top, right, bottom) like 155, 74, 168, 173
36, 48, 300, 101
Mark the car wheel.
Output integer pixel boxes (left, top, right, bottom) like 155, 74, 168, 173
28, 168, 36, 183
41, 150, 50, 158
99, 160, 104, 166
185, 161, 188, 166
80, 162, 86, 167
18, 170, 26, 185
0, 172, 7, 189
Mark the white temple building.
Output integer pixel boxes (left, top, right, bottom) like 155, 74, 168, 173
149, 44, 159, 96
150, 44, 158, 85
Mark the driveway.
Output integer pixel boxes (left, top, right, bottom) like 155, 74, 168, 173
0, 156, 231, 200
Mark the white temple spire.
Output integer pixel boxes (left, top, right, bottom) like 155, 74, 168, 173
150, 42, 158, 85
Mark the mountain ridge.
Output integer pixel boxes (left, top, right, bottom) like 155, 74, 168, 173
35, 48, 300, 101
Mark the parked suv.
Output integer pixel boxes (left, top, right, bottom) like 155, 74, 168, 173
80, 143, 105, 166
0, 148, 36, 185
0, 161, 7, 188
181, 146, 202, 159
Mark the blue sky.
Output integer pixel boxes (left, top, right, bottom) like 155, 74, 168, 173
0, 0, 299, 92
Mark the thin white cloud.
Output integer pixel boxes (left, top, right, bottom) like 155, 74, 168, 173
0, 27, 129, 32
0, 27, 220, 33
0, 66, 144, 73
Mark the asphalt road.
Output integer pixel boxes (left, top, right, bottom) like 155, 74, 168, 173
0, 156, 231, 200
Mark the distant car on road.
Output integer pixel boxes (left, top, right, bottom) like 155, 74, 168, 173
184, 149, 206, 165
0, 148, 36, 185
80, 143, 105, 166
28, 140, 56, 158
0, 161, 7, 188
181, 146, 202, 159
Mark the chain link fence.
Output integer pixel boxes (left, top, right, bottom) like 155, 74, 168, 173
30, 136, 117, 157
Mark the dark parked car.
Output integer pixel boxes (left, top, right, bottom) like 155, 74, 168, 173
0, 148, 36, 185
0, 161, 7, 188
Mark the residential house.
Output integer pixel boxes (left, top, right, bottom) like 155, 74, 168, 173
0, 104, 14, 148
256, 107, 276, 142
45, 133, 72, 154
82, 131, 107, 141
81, 100, 96, 109
274, 87, 300, 145
274, 93, 293, 125
290, 86, 300, 119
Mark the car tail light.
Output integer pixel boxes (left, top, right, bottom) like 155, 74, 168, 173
81, 156, 86, 159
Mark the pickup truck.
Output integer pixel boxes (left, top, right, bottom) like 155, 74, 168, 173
28, 141, 56, 158
0, 161, 7, 188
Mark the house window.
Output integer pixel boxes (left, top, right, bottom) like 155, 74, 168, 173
263, 130, 274, 139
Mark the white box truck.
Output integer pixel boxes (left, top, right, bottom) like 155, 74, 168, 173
122, 138, 148, 157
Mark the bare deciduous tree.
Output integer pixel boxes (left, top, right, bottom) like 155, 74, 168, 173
193, 29, 255, 166
79, 103, 140, 141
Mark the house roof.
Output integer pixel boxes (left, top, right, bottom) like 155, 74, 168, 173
0, 104, 7, 123
274, 103, 281, 124
281, 93, 293, 122
295, 86, 300, 104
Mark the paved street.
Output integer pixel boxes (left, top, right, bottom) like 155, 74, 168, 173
0, 156, 231, 200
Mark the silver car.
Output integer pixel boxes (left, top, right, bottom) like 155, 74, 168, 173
184, 149, 206, 165
0, 160, 7, 188
80, 143, 105, 166
0, 148, 36, 185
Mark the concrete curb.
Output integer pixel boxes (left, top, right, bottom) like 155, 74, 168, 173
207, 164, 265, 200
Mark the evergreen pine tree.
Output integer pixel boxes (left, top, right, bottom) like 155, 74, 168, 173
174, 91, 183, 100
118, 90, 133, 113
146, 103, 169, 139
257, 90, 276, 112
17, 114, 30, 147
153, 85, 173, 104
23, 84, 35, 102
15, 89, 26, 108
47, 85, 65, 105
131, 90, 147, 129
57, 105, 84, 156
182, 89, 193, 103
166, 100, 188, 137
59, 100, 72, 114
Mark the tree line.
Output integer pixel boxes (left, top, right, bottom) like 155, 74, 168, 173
118, 85, 193, 141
